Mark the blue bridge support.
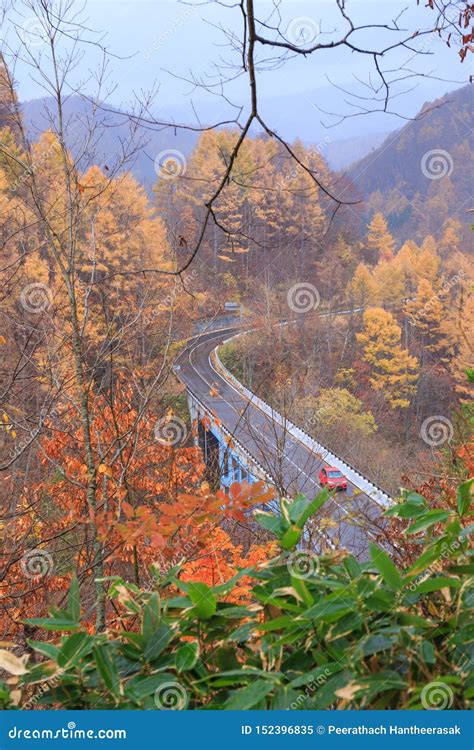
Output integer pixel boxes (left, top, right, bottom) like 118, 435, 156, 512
187, 390, 267, 489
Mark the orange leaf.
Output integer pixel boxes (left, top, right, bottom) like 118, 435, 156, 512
122, 501, 134, 519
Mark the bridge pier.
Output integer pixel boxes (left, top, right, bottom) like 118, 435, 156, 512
187, 391, 261, 489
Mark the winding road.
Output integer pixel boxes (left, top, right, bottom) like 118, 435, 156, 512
174, 325, 390, 559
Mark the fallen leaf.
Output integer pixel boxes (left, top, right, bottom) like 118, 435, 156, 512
335, 682, 363, 701
0, 649, 29, 676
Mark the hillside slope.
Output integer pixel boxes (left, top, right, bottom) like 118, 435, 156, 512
347, 85, 473, 243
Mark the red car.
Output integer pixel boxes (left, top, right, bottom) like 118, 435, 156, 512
319, 466, 347, 491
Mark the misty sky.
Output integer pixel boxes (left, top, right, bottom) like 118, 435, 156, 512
4, 0, 468, 142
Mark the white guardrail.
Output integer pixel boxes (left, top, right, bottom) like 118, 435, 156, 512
212, 331, 393, 509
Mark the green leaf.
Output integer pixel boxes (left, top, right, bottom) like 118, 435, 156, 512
295, 489, 330, 528
313, 671, 352, 709
421, 641, 436, 665
27, 640, 60, 660
304, 597, 356, 623
406, 510, 451, 534
457, 479, 473, 517
386, 492, 426, 518
280, 525, 302, 550
271, 686, 302, 710
354, 672, 407, 701
369, 544, 403, 590
256, 615, 293, 632
364, 591, 395, 612
225, 679, 274, 710
213, 568, 254, 596
229, 622, 254, 642
254, 511, 282, 536
188, 582, 217, 620
413, 577, 460, 593
290, 663, 343, 688
360, 634, 395, 657
344, 556, 361, 579
23, 617, 80, 632
176, 642, 199, 673
126, 672, 179, 701
407, 545, 443, 576
448, 564, 474, 574
404, 491, 428, 505
290, 576, 314, 606
93, 645, 119, 694
67, 575, 80, 622
143, 624, 172, 662
142, 593, 161, 641
386, 502, 426, 519
397, 612, 432, 628
58, 632, 94, 668
288, 494, 310, 523
197, 669, 281, 685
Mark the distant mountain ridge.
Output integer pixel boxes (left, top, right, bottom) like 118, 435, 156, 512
346, 85, 473, 242
19, 85, 473, 237
21, 96, 198, 194
323, 131, 392, 171
20, 95, 396, 192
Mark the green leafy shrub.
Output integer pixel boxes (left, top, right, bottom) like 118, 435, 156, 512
4, 481, 473, 710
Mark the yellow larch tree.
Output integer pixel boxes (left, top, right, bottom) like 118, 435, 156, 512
414, 236, 440, 285
346, 262, 378, 308
394, 240, 420, 297
366, 212, 396, 264
372, 257, 406, 306
357, 307, 419, 409
404, 278, 453, 362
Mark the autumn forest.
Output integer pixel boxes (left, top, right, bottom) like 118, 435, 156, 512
0, 0, 472, 718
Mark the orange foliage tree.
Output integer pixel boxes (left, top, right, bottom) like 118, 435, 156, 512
0, 379, 275, 638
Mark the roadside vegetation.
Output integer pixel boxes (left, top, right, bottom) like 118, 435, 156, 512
0, 480, 471, 710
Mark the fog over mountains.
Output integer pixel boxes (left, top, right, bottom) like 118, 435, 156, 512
22, 82, 472, 216
21, 94, 394, 192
